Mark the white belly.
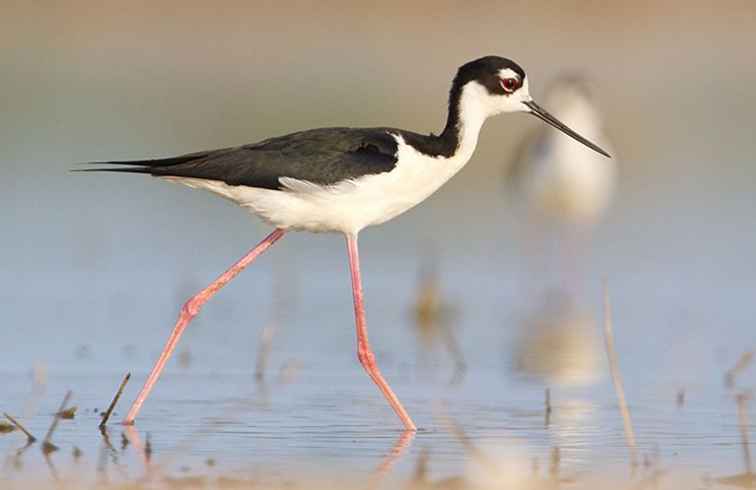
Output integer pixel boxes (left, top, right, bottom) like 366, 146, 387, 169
168, 135, 474, 235
522, 137, 616, 225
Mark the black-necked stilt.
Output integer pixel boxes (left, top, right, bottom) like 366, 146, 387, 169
81, 56, 610, 431
505, 76, 616, 292
507, 75, 616, 227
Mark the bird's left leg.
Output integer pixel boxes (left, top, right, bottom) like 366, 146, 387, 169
345, 233, 417, 431
122, 228, 286, 425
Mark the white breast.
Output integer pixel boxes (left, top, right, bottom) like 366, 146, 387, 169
172, 133, 475, 235
523, 135, 616, 225
166, 81, 493, 235
516, 93, 616, 226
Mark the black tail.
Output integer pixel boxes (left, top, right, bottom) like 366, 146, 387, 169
71, 151, 214, 175
70, 166, 153, 175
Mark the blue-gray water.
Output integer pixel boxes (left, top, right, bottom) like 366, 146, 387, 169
2, 153, 755, 482
2, 5, 756, 484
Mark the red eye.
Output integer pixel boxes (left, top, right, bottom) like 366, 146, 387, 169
500, 77, 519, 94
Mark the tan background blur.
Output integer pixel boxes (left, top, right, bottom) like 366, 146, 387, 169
4, 1, 755, 190
3, 0, 756, 332
2, 1, 756, 479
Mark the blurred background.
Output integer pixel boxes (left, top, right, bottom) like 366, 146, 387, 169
1, 0, 755, 485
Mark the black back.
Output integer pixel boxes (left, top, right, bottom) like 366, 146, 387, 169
89, 127, 430, 189
83, 56, 527, 190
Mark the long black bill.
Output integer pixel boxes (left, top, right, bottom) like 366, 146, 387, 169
523, 100, 611, 158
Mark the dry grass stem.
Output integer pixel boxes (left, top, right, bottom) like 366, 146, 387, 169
42, 390, 72, 454
0, 420, 17, 434
602, 287, 639, 468
736, 392, 753, 475
3, 412, 37, 443
99, 373, 131, 429
725, 351, 754, 389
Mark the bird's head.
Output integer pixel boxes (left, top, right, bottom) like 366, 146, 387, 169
452, 56, 610, 158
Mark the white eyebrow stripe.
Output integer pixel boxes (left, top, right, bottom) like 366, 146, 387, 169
498, 68, 522, 81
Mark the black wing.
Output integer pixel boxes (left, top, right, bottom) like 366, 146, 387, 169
81, 127, 401, 190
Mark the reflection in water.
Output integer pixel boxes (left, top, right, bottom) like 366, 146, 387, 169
736, 393, 753, 475
123, 425, 149, 468
371, 429, 415, 486
409, 448, 467, 489
4, 4, 756, 484
717, 392, 755, 487
42, 451, 59, 482
4, 437, 33, 473
548, 398, 597, 466
254, 324, 277, 382
462, 443, 537, 490
277, 358, 303, 385
511, 291, 602, 468
409, 448, 432, 488
434, 404, 535, 489
96, 426, 128, 485
177, 349, 193, 369
254, 255, 294, 384
434, 402, 498, 473
676, 388, 686, 409
544, 388, 552, 427
511, 291, 600, 387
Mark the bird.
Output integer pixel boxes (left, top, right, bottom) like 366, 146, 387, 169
505, 75, 616, 292
506, 75, 616, 228
79, 56, 610, 431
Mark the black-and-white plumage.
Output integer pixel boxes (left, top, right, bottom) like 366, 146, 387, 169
80, 56, 610, 430
83, 57, 607, 235
94, 128, 400, 189
85, 57, 530, 186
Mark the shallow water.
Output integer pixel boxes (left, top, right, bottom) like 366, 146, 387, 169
2, 157, 755, 485
2, 11, 756, 483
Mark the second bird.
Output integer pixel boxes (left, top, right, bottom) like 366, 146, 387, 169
506, 75, 617, 290
507, 75, 616, 228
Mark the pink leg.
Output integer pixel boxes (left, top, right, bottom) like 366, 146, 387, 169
346, 234, 417, 431
122, 228, 286, 425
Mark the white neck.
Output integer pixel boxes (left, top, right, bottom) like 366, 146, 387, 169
451, 81, 495, 160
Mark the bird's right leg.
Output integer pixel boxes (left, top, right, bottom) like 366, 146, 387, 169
345, 233, 417, 431
122, 228, 286, 425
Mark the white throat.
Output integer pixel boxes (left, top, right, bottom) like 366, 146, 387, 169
452, 81, 494, 159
